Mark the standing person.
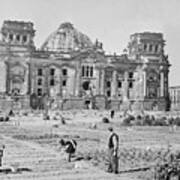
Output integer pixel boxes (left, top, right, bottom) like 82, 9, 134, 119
0, 145, 5, 166
107, 127, 119, 174
59, 139, 77, 162
110, 110, 115, 119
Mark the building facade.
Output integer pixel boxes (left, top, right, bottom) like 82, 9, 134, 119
0, 20, 170, 110
169, 86, 180, 111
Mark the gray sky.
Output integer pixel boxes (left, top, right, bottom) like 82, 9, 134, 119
0, 0, 179, 86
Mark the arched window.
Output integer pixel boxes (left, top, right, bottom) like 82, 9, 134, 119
144, 44, 147, 51
118, 81, 122, 88
86, 66, 89, 77
149, 44, 153, 52
9, 34, 13, 41
50, 79, 55, 86
81, 65, 94, 77
62, 68, 67, 76
62, 80, 66, 86
37, 78, 42, 85
155, 44, 159, 53
37, 68, 43, 76
106, 81, 111, 88
37, 88, 42, 96
107, 90, 111, 97
90, 66, 93, 77
129, 81, 133, 88
16, 34, 20, 41
23, 35, 27, 43
50, 68, 55, 76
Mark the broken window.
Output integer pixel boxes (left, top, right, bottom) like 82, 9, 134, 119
16, 34, 20, 41
81, 65, 93, 77
106, 81, 111, 88
37, 78, 42, 85
90, 66, 93, 77
9, 34, 13, 41
62, 69, 67, 76
23, 35, 27, 42
144, 44, 147, 51
118, 81, 122, 88
37, 88, 42, 96
107, 90, 111, 97
149, 44, 153, 52
37, 68, 43, 76
155, 44, 159, 53
129, 72, 134, 79
50, 68, 55, 76
129, 81, 133, 88
50, 79, 55, 86
86, 66, 89, 77
62, 80, 66, 86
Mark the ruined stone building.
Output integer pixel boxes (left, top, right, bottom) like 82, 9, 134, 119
0, 20, 170, 110
169, 86, 180, 111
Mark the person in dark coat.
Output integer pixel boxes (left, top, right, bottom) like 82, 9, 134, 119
110, 110, 115, 119
0, 145, 5, 167
59, 139, 77, 162
107, 127, 119, 174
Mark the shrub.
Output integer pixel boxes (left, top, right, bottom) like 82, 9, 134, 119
9, 110, 15, 116
4, 116, 9, 122
0, 117, 4, 122
102, 117, 110, 123
168, 117, 174, 125
136, 115, 142, 121
61, 117, 66, 124
174, 117, 180, 126
153, 117, 167, 126
23, 112, 28, 116
134, 119, 142, 126
142, 115, 152, 126
44, 115, 50, 120
121, 115, 135, 126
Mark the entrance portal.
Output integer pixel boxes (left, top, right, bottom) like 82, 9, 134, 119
82, 81, 90, 90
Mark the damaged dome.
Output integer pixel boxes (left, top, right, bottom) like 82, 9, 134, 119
41, 22, 93, 52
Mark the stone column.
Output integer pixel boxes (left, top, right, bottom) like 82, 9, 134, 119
59, 68, 62, 97
111, 70, 117, 97
44, 67, 49, 95
32, 64, 36, 94
95, 68, 100, 95
100, 69, 105, 95
75, 65, 81, 97
160, 71, 164, 97
5, 62, 10, 94
164, 70, 169, 97
123, 71, 128, 101
143, 71, 147, 97
0, 60, 7, 93
22, 65, 28, 95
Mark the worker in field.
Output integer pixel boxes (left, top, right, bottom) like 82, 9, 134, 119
0, 145, 5, 167
59, 139, 77, 162
107, 127, 119, 174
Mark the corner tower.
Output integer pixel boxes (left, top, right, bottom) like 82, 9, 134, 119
0, 20, 35, 51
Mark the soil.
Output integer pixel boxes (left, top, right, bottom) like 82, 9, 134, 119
0, 110, 179, 179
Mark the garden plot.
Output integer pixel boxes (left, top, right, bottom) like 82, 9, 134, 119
0, 110, 180, 179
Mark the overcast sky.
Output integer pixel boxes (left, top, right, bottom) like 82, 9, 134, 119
0, 0, 179, 86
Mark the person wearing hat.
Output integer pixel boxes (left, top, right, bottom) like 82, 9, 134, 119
59, 139, 77, 162
107, 127, 119, 174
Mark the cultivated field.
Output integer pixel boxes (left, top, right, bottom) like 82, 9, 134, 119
0, 109, 180, 179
